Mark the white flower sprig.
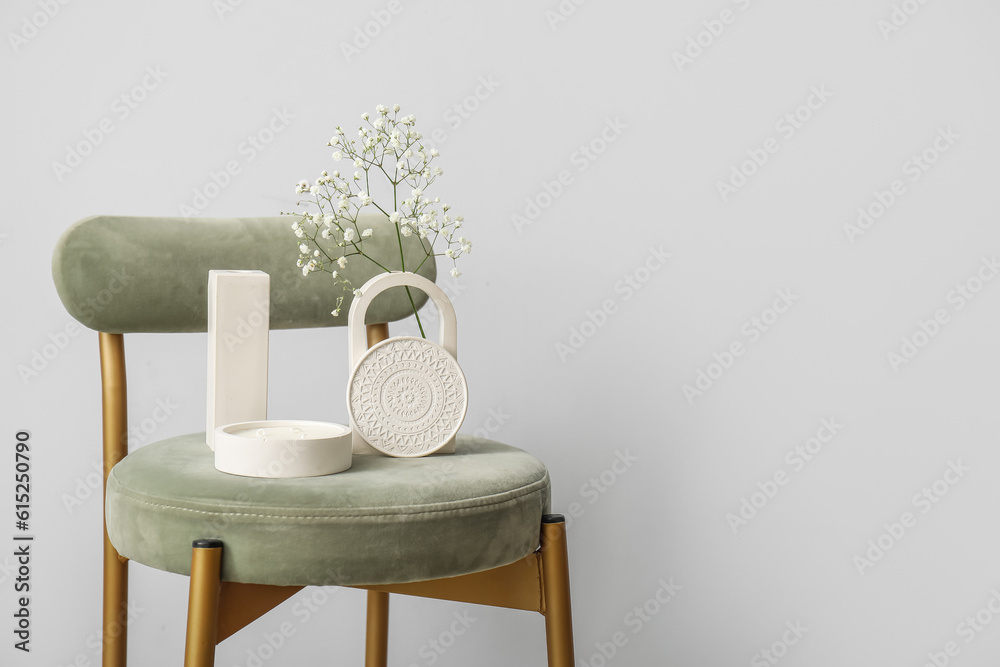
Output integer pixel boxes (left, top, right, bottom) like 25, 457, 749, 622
285, 104, 470, 336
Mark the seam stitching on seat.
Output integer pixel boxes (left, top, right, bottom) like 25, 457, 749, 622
110, 474, 549, 520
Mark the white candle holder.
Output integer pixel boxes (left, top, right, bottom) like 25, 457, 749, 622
214, 420, 352, 478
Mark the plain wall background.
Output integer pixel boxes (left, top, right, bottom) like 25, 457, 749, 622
4, 0, 1000, 665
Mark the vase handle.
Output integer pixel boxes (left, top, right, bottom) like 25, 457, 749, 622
347, 271, 458, 366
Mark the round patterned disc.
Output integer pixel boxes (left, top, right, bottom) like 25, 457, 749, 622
348, 337, 468, 457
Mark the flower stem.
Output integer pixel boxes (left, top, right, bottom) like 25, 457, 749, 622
405, 286, 426, 338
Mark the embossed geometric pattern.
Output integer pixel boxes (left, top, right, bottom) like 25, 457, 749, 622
349, 337, 467, 457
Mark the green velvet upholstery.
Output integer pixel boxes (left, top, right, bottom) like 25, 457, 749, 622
106, 434, 550, 586
51, 214, 435, 333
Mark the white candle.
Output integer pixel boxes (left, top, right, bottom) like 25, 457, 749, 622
214, 420, 353, 478
229, 424, 345, 441
206, 270, 270, 450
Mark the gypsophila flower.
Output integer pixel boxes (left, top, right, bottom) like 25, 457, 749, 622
286, 104, 472, 337
451, 268, 461, 278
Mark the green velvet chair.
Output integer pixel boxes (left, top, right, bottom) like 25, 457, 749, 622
52, 214, 575, 667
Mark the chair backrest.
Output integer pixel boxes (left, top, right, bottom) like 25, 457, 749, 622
52, 214, 436, 333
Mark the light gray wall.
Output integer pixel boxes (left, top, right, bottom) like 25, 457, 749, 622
4, 0, 1000, 665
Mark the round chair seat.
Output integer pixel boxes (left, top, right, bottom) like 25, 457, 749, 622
106, 433, 550, 586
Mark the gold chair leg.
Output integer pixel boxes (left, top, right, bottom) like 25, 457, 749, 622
102, 535, 128, 667
365, 590, 390, 667
184, 540, 223, 667
364, 325, 391, 667
540, 515, 576, 667
100, 332, 130, 667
